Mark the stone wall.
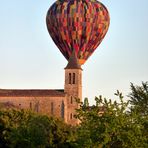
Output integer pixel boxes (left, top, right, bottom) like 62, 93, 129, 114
0, 96, 67, 122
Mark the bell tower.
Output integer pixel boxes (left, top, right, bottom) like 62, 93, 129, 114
64, 51, 82, 125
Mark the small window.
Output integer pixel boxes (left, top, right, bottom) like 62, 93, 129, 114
71, 96, 73, 104
73, 73, 75, 84
61, 101, 64, 119
51, 102, 54, 115
69, 73, 72, 84
30, 102, 32, 110
35, 102, 39, 113
70, 113, 73, 119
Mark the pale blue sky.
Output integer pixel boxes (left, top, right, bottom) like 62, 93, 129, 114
0, 0, 148, 104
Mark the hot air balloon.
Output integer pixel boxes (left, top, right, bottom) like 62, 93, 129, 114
46, 0, 110, 65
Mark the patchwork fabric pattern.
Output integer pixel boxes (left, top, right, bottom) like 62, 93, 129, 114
46, 0, 110, 65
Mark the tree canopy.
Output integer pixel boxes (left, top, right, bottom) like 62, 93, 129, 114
129, 81, 148, 115
0, 109, 76, 148
75, 90, 147, 148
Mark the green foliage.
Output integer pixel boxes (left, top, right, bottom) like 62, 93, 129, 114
129, 81, 148, 115
75, 91, 148, 148
128, 81, 148, 147
83, 98, 89, 107
0, 109, 76, 148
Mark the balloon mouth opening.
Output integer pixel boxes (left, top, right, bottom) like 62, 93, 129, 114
78, 59, 85, 65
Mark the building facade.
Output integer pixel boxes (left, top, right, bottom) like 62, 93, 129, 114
0, 52, 82, 125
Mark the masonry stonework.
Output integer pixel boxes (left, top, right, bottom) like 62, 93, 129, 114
64, 69, 82, 125
0, 52, 82, 126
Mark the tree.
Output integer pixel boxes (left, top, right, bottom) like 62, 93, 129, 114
83, 98, 89, 107
128, 82, 148, 146
0, 111, 9, 148
129, 81, 148, 115
75, 91, 148, 148
0, 109, 76, 148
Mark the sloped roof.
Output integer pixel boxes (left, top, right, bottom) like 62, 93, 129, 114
65, 51, 82, 70
0, 89, 66, 97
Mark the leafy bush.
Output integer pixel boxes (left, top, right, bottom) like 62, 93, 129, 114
0, 109, 75, 148
75, 89, 148, 148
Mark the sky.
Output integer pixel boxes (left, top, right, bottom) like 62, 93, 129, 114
0, 0, 148, 104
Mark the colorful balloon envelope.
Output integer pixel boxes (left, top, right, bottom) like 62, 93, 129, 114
46, 0, 110, 65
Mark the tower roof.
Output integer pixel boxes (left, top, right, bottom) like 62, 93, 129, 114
65, 51, 82, 69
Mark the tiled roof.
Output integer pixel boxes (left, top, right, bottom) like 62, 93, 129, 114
65, 51, 82, 70
0, 89, 66, 97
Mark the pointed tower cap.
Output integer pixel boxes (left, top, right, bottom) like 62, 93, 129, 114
65, 50, 82, 70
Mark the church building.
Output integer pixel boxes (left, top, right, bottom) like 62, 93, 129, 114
0, 51, 82, 125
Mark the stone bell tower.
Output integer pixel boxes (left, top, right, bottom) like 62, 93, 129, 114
64, 51, 82, 125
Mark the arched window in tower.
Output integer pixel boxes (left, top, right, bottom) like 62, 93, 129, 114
69, 73, 72, 84
73, 73, 75, 84
70, 113, 73, 119
71, 96, 73, 104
